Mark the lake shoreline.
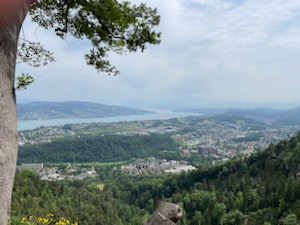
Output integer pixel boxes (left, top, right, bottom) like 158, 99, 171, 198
18, 109, 201, 131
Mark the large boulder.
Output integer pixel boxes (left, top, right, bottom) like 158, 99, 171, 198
143, 202, 183, 225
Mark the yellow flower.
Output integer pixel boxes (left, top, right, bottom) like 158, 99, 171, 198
20, 217, 27, 224
20, 214, 77, 225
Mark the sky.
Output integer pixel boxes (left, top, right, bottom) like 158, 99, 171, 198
16, 0, 300, 109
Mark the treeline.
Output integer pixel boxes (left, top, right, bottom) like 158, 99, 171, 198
12, 132, 300, 224
106, 132, 300, 224
11, 170, 148, 225
18, 134, 179, 163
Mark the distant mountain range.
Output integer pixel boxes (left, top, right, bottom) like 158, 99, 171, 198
17, 101, 153, 120
177, 106, 300, 125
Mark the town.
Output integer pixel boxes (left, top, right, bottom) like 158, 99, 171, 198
19, 114, 300, 162
17, 163, 98, 181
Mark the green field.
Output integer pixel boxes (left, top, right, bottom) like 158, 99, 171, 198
85, 123, 142, 136
45, 161, 128, 167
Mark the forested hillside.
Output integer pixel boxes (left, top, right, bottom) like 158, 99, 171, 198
178, 106, 300, 126
18, 134, 179, 164
110, 132, 300, 224
12, 132, 300, 224
11, 170, 148, 225
17, 101, 152, 120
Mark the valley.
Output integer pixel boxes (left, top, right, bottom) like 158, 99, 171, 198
13, 105, 300, 225
18, 110, 300, 168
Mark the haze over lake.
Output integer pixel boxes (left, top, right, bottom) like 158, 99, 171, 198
18, 109, 200, 131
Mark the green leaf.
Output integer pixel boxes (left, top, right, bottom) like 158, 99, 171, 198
16, 73, 35, 90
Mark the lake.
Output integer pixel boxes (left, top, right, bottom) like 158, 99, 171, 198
18, 109, 200, 131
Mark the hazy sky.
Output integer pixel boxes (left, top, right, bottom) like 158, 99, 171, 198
16, 0, 300, 108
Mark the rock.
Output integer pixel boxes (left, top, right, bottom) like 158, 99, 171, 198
143, 202, 182, 225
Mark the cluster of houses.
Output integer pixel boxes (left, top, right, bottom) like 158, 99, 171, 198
120, 157, 196, 175
18, 158, 197, 181
17, 163, 97, 181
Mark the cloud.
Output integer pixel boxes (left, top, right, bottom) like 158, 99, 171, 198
270, 27, 300, 49
208, 1, 300, 50
16, 0, 300, 108
184, 0, 237, 12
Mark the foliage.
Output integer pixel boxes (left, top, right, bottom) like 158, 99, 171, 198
18, 134, 179, 163
16, 73, 35, 90
20, 214, 78, 225
12, 132, 300, 225
28, 0, 161, 75
17, 39, 55, 67
107, 132, 300, 224
3, 1, 161, 224
11, 170, 148, 225
16, 1, 161, 90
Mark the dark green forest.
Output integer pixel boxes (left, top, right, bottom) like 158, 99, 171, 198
18, 134, 179, 164
12, 132, 300, 224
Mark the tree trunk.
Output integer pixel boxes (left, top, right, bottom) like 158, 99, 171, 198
0, 0, 32, 224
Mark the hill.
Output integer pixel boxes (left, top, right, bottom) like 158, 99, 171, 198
12, 131, 300, 224
17, 101, 153, 120
17, 134, 179, 164
110, 132, 300, 225
177, 106, 300, 125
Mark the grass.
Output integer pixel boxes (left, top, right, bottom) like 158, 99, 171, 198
81, 123, 142, 136
96, 183, 105, 190
45, 161, 128, 167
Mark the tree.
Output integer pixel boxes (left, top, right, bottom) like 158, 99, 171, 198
220, 210, 244, 225
211, 203, 226, 225
282, 214, 298, 225
0, 0, 161, 224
